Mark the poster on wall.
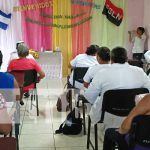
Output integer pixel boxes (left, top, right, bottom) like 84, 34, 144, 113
102, 0, 123, 26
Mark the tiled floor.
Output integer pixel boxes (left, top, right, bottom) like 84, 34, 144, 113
18, 78, 103, 150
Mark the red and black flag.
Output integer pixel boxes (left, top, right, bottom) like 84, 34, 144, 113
102, 0, 123, 26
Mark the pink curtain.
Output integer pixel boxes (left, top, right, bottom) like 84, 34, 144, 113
20, 0, 52, 51
71, 0, 93, 57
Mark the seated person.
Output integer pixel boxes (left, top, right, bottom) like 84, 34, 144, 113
84, 47, 150, 128
69, 45, 99, 89
9, 41, 34, 61
0, 51, 21, 104
0, 93, 12, 136
7, 43, 45, 99
83, 46, 110, 88
103, 94, 150, 150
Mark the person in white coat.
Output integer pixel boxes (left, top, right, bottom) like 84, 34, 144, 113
84, 47, 150, 128
83, 46, 110, 88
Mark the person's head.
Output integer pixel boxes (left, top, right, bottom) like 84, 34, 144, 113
17, 43, 29, 58
111, 47, 128, 64
96, 47, 110, 64
0, 51, 2, 67
86, 45, 99, 56
137, 27, 145, 36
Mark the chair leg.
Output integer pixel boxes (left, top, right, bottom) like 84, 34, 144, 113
30, 91, 33, 110
82, 101, 86, 135
94, 124, 98, 150
15, 102, 20, 150
35, 89, 39, 116
87, 116, 91, 149
77, 95, 80, 107
9, 126, 12, 137
68, 89, 72, 111
15, 123, 19, 150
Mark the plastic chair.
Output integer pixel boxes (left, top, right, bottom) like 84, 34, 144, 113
24, 70, 39, 116
68, 67, 88, 111
87, 88, 149, 150
72, 67, 89, 87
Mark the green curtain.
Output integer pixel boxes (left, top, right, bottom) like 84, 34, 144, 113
91, 0, 128, 50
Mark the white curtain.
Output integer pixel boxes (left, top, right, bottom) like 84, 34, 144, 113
0, 0, 22, 71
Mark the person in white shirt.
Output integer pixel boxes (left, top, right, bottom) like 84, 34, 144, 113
129, 27, 146, 61
69, 45, 99, 89
83, 46, 110, 88
84, 47, 150, 127
9, 41, 34, 61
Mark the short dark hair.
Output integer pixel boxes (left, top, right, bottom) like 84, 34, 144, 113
0, 51, 3, 67
97, 47, 110, 61
137, 27, 145, 34
111, 47, 127, 64
86, 45, 99, 55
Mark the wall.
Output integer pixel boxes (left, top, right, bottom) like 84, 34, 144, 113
128, 0, 144, 31
128, 0, 150, 51
144, 0, 150, 50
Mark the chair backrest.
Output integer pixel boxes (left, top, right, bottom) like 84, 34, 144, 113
128, 60, 143, 68
0, 137, 16, 150
73, 67, 88, 87
100, 88, 149, 122
10, 70, 25, 88
129, 115, 150, 149
24, 69, 37, 87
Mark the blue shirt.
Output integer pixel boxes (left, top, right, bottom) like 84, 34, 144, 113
0, 72, 14, 102
0, 72, 14, 89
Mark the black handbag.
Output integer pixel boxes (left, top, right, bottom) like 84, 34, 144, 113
55, 108, 82, 135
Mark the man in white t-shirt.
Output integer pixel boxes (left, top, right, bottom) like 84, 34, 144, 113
69, 45, 98, 89
129, 27, 146, 61
83, 46, 110, 88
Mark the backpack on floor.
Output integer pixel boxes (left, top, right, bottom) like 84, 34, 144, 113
55, 108, 82, 135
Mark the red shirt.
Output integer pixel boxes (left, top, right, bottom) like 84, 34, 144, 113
8, 58, 42, 92
7, 58, 42, 72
